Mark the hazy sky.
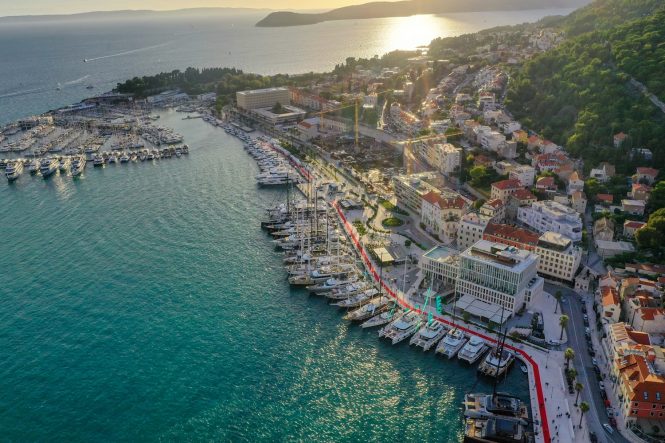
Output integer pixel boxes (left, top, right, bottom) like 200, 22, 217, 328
0, 0, 374, 16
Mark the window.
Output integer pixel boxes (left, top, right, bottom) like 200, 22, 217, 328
644, 392, 649, 400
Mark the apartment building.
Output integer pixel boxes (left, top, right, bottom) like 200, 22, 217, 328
517, 200, 583, 242
236, 87, 290, 110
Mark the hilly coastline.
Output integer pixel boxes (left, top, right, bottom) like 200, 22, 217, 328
256, 0, 589, 27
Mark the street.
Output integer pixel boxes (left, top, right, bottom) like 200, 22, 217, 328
554, 283, 629, 443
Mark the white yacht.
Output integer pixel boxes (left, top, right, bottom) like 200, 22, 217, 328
27, 159, 39, 174
325, 282, 367, 300
378, 311, 422, 345
458, 336, 489, 364
119, 153, 130, 163
309, 276, 358, 295
361, 308, 403, 329
343, 296, 390, 321
409, 320, 447, 351
108, 154, 118, 164
332, 288, 379, 308
39, 157, 58, 177
478, 347, 515, 378
58, 157, 70, 172
71, 155, 86, 177
5, 160, 24, 182
436, 328, 468, 359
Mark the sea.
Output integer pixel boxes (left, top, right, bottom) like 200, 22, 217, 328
0, 9, 570, 441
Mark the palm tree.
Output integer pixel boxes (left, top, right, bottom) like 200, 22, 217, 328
565, 347, 575, 370
554, 290, 562, 313
579, 401, 590, 429
559, 314, 569, 341
568, 368, 578, 382
575, 382, 584, 406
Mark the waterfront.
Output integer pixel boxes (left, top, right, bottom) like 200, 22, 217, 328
0, 111, 529, 441
0, 8, 575, 125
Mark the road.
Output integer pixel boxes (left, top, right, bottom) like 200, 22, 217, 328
554, 283, 629, 443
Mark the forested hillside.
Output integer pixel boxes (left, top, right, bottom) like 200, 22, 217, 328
505, 1, 665, 173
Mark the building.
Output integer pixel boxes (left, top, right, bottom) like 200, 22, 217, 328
420, 245, 460, 289
439, 143, 462, 175
479, 199, 505, 223
568, 171, 584, 195
631, 183, 652, 201
392, 172, 441, 213
509, 165, 536, 187
614, 354, 665, 428
535, 176, 557, 192
634, 167, 659, 185
601, 286, 621, 323
297, 118, 319, 141
595, 240, 636, 259
506, 189, 537, 222
456, 240, 543, 316
624, 220, 646, 238
622, 199, 646, 216
236, 87, 290, 110
613, 132, 628, 148
420, 191, 469, 244
517, 200, 583, 242
457, 212, 489, 251
571, 191, 587, 214
483, 224, 582, 283
589, 162, 616, 183
490, 179, 523, 203
593, 217, 615, 242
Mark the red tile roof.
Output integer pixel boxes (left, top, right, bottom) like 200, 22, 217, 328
601, 286, 620, 307
492, 179, 522, 191
636, 167, 659, 177
512, 189, 537, 201
483, 223, 539, 247
624, 220, 647, 230
421, 191, 467, 210
485, 198, 504, 209
597, 194, 614, 203
536, 176, 555, 188
617, 354, 665, 413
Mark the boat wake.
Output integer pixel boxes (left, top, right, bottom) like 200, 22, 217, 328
0, 87, 48, 99
64, 75, 90, 85
84, 42, 172, 62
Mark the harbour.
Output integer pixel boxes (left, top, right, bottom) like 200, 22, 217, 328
0, 110, 529, 441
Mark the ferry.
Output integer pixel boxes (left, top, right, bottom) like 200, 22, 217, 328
458, 336, 489, 364
5, 160, 24, 182
39, 157, 58, 177
436, 328, 468, 359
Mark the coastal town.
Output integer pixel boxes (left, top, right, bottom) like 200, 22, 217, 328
2, 18, 664, 443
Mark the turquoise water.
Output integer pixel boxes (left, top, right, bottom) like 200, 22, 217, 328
0, 112, 528, 441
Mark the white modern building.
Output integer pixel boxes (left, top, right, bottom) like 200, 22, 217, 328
509, 165, 536, 187
236, 87, 290, 110
439, 143, 462, 175
517, 200, 583, 242
457, 240, 543, 317
457, 212, 490, 251
392, 172, 440, 213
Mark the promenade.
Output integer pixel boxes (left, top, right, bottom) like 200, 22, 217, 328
332, 200, 597, 443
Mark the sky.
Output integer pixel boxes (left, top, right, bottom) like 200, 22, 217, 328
0, 0, 374, 17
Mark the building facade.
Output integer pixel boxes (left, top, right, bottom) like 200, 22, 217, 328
517, 200, 583, 242
236, 87, 290, 110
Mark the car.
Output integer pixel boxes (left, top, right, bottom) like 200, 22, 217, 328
585, 327, 591, 335
582, 306, 588, 314
583, 314, 589, 321
588, 348, 596, 357
603, 423, 614, 434
589, 431, 598, 442
606, 407, 614, 417
593, 366, 601, 374
592, 358, 598, 366
601, 390, 608, 400
609, 417, 617, 427
600, 381, 606, 390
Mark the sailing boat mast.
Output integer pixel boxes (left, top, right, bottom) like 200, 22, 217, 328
493, 307, 507, 395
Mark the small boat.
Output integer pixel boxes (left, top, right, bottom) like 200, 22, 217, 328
39, 157, 58, 177
58, 157, 70, 172
119, 153, 130, 163
107, 154, 118, 164
477, 347, 515, 378
520, 363, 528, 374
93, 154, 105, 167
26, 159, 39, 174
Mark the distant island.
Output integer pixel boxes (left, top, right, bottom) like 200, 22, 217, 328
256, 0, 589, 27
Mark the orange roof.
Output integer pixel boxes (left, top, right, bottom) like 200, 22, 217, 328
617, 354, 665, 411
492, 179, 522, 190
569, 171, 582, 182
614, 132, 627, 141
626, 329, 651, 346
485, 198, 504, 209
624, 220, 647, 230
597, 194, 613, 203
601, 286, 620, 307
421, 191, 467, 210
640, 308, 665, 321
536, 176, 555, 188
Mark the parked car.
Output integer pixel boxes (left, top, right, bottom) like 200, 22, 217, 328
601, 390, 608, 400
588, 348, 596, 357
609, 417, 617, 427
592, 358, 598, 366
600, 381, 606, 390
582, 305, 588, 314
603, 423, 614, 434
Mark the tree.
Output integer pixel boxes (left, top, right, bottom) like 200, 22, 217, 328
564, 347, 575, 370
579, 402, 590, 429
554, 291, 562, 314
559, 315, 569, 341
575, 382, 584, 406
271, 102, 284, 114
473, 199, 486, 210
